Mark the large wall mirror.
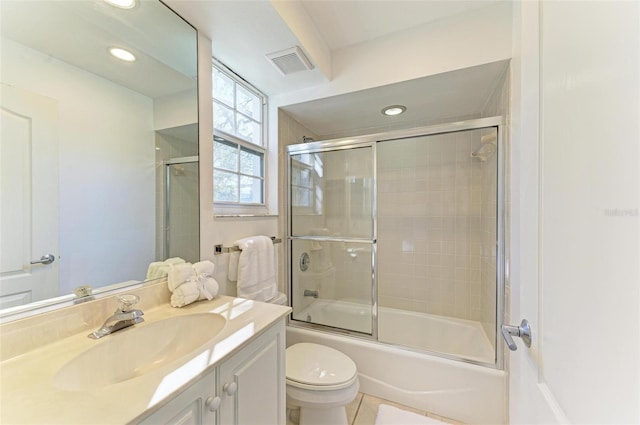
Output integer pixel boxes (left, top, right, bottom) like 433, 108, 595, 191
0, 0, 199, 318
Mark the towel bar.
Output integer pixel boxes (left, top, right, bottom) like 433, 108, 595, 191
214, 237, 281, 255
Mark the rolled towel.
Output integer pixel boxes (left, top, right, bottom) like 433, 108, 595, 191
193, 260, 215, 278
168, 263, 194, 292
198, 277, 219, 301
170, 280, 200, 308
228, 251, 239, 282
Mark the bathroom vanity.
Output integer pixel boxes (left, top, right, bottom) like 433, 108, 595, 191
0, 285, 290, 424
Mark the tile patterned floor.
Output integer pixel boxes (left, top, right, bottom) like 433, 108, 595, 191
287, 393, 465, 425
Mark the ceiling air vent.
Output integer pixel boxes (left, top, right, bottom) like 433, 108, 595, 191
266, 46, 314, 76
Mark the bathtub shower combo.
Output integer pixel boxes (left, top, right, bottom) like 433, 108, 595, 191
285, 118, 506, 424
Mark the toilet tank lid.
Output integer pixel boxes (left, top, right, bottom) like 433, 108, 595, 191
286, 343, 357, 387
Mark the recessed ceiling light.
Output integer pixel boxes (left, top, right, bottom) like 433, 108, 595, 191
381, 105, 407, 116
104, 0, 136, 9
109, 47, 136, 62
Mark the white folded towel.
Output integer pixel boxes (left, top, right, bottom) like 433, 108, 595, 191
168, 263, 195, 292
170, 281, 200, 308
228, 251, 239, 282
168, 260, 220, 308
234, 235, 277, 302
193, 260, 215, 278
146, 257, 185, 280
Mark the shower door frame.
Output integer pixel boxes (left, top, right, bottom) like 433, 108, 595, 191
286, 140, 379, 338
285, 116, 506, 370
163, 155, 199, 259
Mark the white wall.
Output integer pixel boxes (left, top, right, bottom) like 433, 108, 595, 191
1, 38, 156, 294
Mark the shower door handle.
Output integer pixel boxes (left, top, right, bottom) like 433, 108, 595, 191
501, 319, 532, 351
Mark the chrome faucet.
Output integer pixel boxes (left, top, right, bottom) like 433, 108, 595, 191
303, 289, 318, 299
88, 294, 144, 339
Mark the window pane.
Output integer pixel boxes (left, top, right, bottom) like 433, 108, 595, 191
214, 169, 238, 202
240, 147, 263, 177
213, 69, 234, 107
236, 114, 261, 145
214, 140, 238, 171
240, 176, 263, 203
236, 85, 261, 121
214, 102, 235, 134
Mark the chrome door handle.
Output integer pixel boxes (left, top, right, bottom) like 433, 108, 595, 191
30, 254, 55, 265
501, 319, 532, 351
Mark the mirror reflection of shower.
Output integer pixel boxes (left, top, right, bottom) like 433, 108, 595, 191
163, 157, 199, 263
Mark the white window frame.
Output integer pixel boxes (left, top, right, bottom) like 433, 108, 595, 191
213, 59, 269, 215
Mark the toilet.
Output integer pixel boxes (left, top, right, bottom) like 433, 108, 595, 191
268, 291, 288, 306
285, 343, 360, 425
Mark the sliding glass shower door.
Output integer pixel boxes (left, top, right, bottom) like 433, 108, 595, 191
288, 145, 375, 335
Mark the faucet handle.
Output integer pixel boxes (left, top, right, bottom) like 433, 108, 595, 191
117, 294, 140, 312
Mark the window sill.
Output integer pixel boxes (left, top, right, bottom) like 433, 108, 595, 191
214, 214, 278, 218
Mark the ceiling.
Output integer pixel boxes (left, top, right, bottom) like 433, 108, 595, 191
300, 0, 502, 51
167, 0, 504, 96
281, 60, 509, 139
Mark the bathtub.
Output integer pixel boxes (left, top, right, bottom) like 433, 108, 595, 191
293, 299, 495, 364
288, 299, 506, 424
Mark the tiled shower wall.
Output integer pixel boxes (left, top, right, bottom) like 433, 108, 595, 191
377, 129, 495, 326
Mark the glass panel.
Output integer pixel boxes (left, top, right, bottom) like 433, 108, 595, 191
236, 113, 261, 145
167, 162, 199, 263
240, 147, 263, 177
290, 239, 373, 334
214, 101, 235, 134
239, 175, 263, 203
236, 85, 261, 121
214, 139, 238, 171
213, 169, 238, 202
213, 68, 234, 107
376, 127, 498, 364
290, 146, 373, 238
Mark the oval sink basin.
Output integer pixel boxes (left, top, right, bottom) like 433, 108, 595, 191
54, 313, 226, 391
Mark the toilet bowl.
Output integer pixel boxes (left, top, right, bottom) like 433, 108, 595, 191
268, 291, 288, 306
285, 343, 360, 425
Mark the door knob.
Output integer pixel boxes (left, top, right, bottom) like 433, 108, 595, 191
30, 254, 55, 265
501, 319, 532, 351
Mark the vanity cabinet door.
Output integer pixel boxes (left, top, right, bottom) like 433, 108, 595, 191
218, 320, 285, 425
137, 368, 218, 425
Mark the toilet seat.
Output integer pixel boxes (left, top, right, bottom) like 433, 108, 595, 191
286, 343, 358, 391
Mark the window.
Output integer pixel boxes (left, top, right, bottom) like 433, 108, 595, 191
213, 60, 267, 208
290, 153, 323, 214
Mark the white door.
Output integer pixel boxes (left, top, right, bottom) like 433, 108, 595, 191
509, 1, 639, 423
0, 83, 59, 309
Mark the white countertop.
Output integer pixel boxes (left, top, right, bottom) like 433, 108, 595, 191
0, 296, 290, 424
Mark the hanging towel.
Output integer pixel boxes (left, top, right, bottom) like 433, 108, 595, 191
228, 251, 239, 282
234, 235, 277, 302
